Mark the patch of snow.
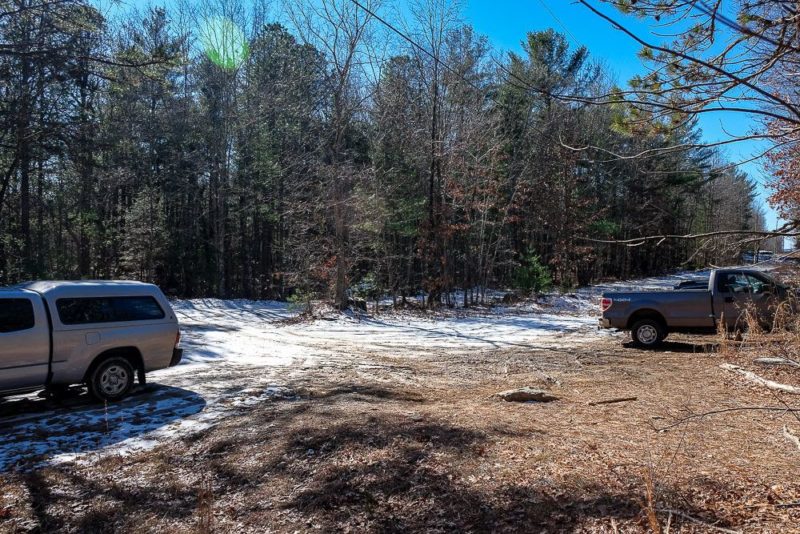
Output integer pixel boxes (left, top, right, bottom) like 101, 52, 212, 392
50, 386, 295, 467
10, 267, 736, 471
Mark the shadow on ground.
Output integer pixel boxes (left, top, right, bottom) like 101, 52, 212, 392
622, 340, 719, 353
0, 384, 206, 472
2, 385, 741, 533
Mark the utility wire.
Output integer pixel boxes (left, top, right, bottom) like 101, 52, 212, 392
347, 0, 580, 106
535, 0, 581, 46
349, 1, 766, 213
347, 0, 486, 95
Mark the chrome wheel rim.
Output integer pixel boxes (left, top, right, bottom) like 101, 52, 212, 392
637, 324, 658, 345
99, 365, 129, 397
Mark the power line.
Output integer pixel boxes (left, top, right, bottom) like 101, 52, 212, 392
347, 0, 486, 96
348, 0, 576, 116
346, 0, 738, 132
535, 0, 581, 47
346, 0, 759, 199
346, 0, 580, 106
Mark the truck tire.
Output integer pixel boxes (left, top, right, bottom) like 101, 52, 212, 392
631, 319, 666, 348
88, 357, 135, 401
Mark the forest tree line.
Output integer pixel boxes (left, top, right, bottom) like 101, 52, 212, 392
0, 0, 767, 306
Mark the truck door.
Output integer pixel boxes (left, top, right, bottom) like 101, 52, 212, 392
744, 272, 779, 327
0, 294, 50, 392
715, 272, 753, 329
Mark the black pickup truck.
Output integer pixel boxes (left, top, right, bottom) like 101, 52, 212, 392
599, 269, 792, 347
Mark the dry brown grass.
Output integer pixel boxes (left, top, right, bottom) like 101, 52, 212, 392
2, 325, 800, 532
196, 476, 214, 534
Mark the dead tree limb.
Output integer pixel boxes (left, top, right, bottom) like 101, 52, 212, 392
578, 226, 800, 247
754, 357, 800, 369
655, 508, 741, 534
588, 396, 638, 406
653, 406, 800, 432
720, 363, 800, 394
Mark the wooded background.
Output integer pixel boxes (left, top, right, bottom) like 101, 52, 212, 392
0, 0, 770, 305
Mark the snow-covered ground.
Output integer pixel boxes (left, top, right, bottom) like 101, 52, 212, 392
0, 267, 743, 472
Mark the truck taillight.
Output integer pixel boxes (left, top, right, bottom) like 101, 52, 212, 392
175, 330, 181, 346
600, 298, 612, 312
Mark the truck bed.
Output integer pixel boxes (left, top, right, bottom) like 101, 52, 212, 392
601, 289, 715, 329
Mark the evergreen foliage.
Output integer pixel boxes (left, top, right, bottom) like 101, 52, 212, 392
0, 0, 764, 303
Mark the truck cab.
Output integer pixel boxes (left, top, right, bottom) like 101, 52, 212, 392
0, 289, 51, 395
712, 270, 786, 330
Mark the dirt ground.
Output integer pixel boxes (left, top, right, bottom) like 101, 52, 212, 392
1, 331, 798, 533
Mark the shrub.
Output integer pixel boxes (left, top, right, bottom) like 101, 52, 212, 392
352, 272, 381, 302
287, 288, 316, 314
513, 254, 553, 294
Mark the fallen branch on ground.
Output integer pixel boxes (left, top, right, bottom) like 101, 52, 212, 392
719, 363, 800, 394
588, 396, 637, 406
652, 406, 800, 432
784, 425, 800, 452
746, 501, 800, 508
754, 357, 800, 369
655, 508, 741, 534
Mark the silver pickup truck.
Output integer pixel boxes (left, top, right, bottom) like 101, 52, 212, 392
599, 269, 791, 347
0, 281, 182, 401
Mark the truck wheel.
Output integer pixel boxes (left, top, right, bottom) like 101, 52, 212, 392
88, 357, 135, 401
631, 319, 666, 348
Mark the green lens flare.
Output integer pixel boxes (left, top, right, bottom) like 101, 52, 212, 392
199, 17, 249, 69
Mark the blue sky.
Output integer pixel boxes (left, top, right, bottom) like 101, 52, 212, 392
463, 0, 778, 229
